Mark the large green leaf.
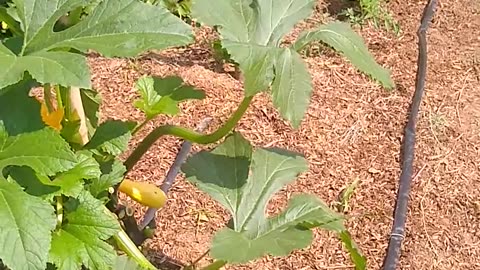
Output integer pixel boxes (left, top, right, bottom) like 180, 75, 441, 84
182, 132, 350, 263
134, 76, 205, 119
292, 21, 394, 89
0, 45, 91, 89
210, 195, 344, 263
0, 0, 193, 89
0, 125, 77, 178
192, 0, 315, 46
84, 120, 136, 156
221, 41, 275, 96
270, 48, 312, 128
50, 151, 101, 197
6, 151, 100, 199
48, 191, 121, 270
193, 0, 394, 128
0, 181, 57, 270
192, 0, 316, 127
20, 0, 193, 56
182, 132, 252, 215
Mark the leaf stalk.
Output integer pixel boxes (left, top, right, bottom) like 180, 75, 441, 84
43, 84, 54, 113
113, 229, 157, 270
124, 95, 253, 172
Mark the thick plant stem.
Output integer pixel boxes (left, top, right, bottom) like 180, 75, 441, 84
113, 229, 157, 270
55, 85, 63, 109
124, 95, 253, 172
132, 117, 152, 136
69, 87, 89, 145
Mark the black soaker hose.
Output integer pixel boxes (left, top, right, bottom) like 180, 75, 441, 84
382, 1, 438, 269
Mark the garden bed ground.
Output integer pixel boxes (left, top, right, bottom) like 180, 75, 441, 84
88, 0, 479, 269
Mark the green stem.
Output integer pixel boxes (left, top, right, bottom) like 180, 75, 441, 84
43, 84, 54, 113
124, 95, 253, 172
55, 85, 63, 109
200, 260, 227, 270
113, 229, 157, 270
132, 117, 151, 136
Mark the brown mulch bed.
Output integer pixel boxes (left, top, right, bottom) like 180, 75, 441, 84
88, 0, 480, 269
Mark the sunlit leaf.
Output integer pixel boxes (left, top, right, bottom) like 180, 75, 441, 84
134, 76, 205, 118
0, 127, 77, 178
0, 0, 193, 89
48, 191, 121, 270
193, 0, 394, 127
292, 21, 395, 89
183, 132, 355, 264
0, 181, 57, 270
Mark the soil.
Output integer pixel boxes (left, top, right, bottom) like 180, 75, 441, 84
88, 0, 480, 269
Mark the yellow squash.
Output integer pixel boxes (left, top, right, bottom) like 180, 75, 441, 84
118, 179, 167, 208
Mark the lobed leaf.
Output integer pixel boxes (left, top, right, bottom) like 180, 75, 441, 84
211, 194, 344, 263
0, 127, 77, 178
183, 132, 351, 263
48, 191, 121, 270
1, 0, 194, 89
292, 21, 395, 89
0, 181, 57, 270
6, 151, 100, 199
193, 0, 394, 128
192, 0, 315, 46
0, 48, 91, 89
21, 0, 194, 57
192, 0, 317, 128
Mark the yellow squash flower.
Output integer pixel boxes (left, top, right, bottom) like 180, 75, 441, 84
40, 100, 64, 131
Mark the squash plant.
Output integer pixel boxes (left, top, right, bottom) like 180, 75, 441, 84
0, 0, 394, 270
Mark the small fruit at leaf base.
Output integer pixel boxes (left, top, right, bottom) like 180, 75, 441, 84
118, 179, 167, 208
39, 100, 64, 131
1, 21, 8, 29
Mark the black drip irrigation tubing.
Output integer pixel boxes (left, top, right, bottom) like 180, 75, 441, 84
382, 0, 438, 269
